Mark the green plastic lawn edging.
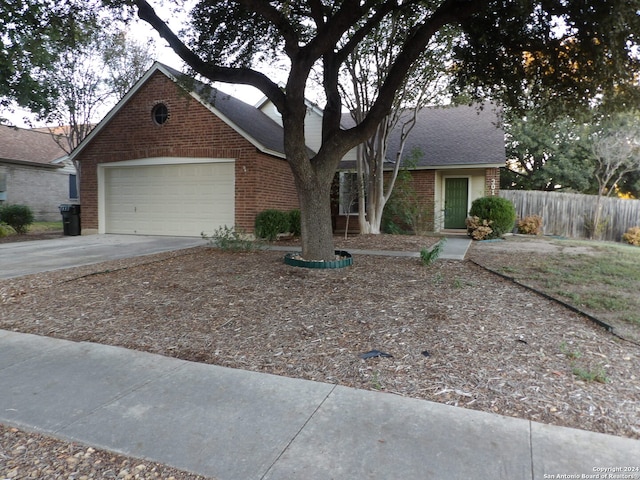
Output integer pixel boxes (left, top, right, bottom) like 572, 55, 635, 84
284, 250, 353, 269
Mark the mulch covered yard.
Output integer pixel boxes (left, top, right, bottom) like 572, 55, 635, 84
2, 234, 638, 441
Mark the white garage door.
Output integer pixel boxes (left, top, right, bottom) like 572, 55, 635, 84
104, 162, 235, 236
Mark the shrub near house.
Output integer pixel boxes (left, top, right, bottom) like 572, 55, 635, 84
0, 204, 34, 234
466, 196, 516, 240
622, 226, 640, 246
254, 209, 302, 241
517, 215, 544, 235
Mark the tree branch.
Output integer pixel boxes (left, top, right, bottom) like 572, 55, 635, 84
302, 0, 368, 62
334, 0, 401, 66
235, 0, 300, 57
344, 0, 487, 145
134, 0, 285, 110
308, 0, 327, 28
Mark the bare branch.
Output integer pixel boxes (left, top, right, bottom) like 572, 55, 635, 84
134, 0, 285, 110
343, 0, 486, 146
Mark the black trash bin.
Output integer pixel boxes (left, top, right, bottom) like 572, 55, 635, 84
59, 204, 81, 236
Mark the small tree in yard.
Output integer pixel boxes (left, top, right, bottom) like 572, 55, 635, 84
340, 12, 454, 235
382, 150, 435, 235
338, 171, 359, 238
45, 29, 154, 199
589, 113, 640, 238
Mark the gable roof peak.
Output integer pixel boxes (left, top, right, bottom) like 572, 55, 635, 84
69, 62, 287, 161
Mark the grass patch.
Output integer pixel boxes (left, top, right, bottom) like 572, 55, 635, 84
626, 314, 640, 325
559, 341, 581, 359
29, 221, 63, 232
0, 221, 63, 237
481, 238, 640, 339
572, 365, 608, 383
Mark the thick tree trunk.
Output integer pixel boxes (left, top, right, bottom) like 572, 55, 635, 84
282, 69, 340, 262
296, 175, 335, 261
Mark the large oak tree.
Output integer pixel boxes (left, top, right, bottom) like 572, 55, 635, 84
120, 0, 638, 260
0, 1, 101, 117
7, 0, 637, 259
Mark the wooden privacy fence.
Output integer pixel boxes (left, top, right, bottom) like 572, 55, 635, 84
500, 190, 640, 242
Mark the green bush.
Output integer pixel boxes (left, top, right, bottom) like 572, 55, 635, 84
0, 223, 10, 238
468, 196, 516, 239
420, 239, 446, 266
255, 209, 291, 241
288, 209, 301, 236
0, 204, 34, 234
201, 226, 257, 251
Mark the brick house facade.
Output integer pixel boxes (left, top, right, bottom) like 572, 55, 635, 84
71, 63, 504, 237
72, 64, 298, 236
0, 125, 76, 221
332, 104, 505, 233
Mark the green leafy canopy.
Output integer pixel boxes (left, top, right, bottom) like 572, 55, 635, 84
0, 1, 103, 115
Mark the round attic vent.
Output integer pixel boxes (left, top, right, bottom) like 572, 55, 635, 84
152, 103, 169, 125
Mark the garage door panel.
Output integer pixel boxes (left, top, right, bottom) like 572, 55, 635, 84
104, 162, 235, 236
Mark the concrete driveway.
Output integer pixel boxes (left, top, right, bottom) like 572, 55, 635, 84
0, 234, 204, 279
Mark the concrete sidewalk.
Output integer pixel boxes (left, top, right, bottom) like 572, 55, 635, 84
1, 330, 638, 480
269, 236, 471, 260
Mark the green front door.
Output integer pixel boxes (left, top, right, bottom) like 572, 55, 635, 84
444, 178, 469, 229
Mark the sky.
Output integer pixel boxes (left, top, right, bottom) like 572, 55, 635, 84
2, 1, 267, 129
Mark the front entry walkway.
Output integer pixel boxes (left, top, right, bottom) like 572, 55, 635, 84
267, 236, 471, 260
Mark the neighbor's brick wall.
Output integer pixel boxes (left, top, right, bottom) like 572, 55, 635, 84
0, 163, 72, 221
78, 71, 297, 233
485, 167, 500, 196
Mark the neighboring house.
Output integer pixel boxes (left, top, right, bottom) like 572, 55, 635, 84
70, 62, 504, 237
0, 125, 76, 221
333, 105, 505, 233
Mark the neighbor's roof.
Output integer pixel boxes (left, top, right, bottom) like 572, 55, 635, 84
341, 104, 505, 169
0, 124, 68, 167
69, 62, 287, 160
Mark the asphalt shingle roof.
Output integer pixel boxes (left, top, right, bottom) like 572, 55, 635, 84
341, 104, 505, 168
69, 62, 504, 168
162, 65, 286, 155
0, 125, 67, 166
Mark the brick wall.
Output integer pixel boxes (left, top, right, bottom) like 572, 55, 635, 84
484, 167, 501, 197
0, 163, 73, 221
77, 71, 297, 233
333, 169, 437, 233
